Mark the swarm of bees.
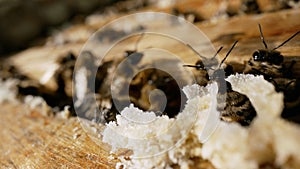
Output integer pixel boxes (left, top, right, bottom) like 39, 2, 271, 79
74, 24, 299, 126
184, 24, 300, 125
1, 24, 299, 126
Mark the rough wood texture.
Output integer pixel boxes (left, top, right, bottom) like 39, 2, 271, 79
0, 103, 124, 168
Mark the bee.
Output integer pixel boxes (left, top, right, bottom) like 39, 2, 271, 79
269, 76, 300, 124
279, 78, 300, 123
73, 50, 117, 122
122, 34, 184, 117
243, 24, 300, 123
244, 24, 300, 79
110, 33, 146, 106
129, 63, 186, 118
183, 44, 222, 86
75, 34, 146, 123
98, 33, 186, 121
184, 41, 257, 126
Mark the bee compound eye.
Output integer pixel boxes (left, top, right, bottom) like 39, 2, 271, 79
252, 51, 260, 61
195, 60, 205, 70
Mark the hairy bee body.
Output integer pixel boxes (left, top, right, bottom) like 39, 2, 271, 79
244, 25, 299, 80
184, 41, 257, 126
219, 89, 256, 126
243, 24, 300, 124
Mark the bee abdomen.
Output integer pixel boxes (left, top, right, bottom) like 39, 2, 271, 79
220, 91, 257, 126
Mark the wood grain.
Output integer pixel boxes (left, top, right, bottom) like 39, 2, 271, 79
0, 103, 123, 168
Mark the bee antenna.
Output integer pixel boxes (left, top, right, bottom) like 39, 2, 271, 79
183, 64, 204, 70
273, 30, 300, 50
134, 33, 145, 51
211, 46, 223, 60
183, 64, 196, 67
186, 44, 206, 59
258, 23, 268, 49
219, 40, 238, 68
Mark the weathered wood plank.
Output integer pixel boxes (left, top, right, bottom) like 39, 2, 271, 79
0, 103, 120, 168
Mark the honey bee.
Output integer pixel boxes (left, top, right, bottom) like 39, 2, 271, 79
183, 45, 222, 86
97, 33, 184, 122
280, 78, 300, 123
101, 34, 146, 122
129, 64, 185, 118
117, 34, 184, 118
243, 24, 300, 124
244, 24, 300, 79
75, 34, 145, 123
184, 41, 256, 126
269, 76, 300, 124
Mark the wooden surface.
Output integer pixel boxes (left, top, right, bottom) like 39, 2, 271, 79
1, 2, 300, 168
0, 103, 124, 168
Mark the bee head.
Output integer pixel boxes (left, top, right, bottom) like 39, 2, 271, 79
252, 50, 267, 62
183, 60, 206, 70
195, 60, 206, 70
252, 50, 283, 65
